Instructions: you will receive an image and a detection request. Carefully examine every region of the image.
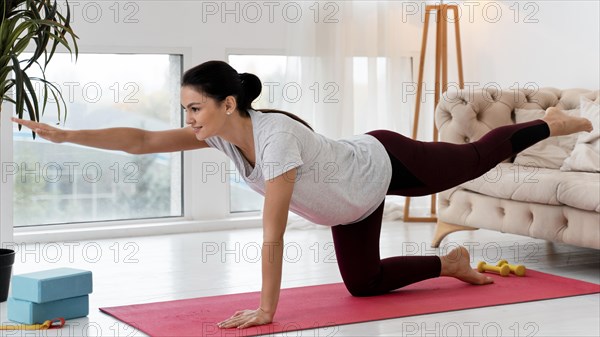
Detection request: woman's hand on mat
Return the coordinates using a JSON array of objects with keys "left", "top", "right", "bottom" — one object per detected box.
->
[
  {"left": 217, "top": 308, "right": 273, "bottom": 329},
  {"left": 11, "top": 118, "right": 68, "bottom": 143}
]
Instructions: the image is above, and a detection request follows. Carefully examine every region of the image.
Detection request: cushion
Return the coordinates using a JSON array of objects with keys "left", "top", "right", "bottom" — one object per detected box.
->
[
  {"left": 560, "top": 97, "right": 600, "bottom": 172},
  {"left": 461, "top": 163, "right": 600, "bottom": 213},
  {"left": 513, "top": 109, "right": 579, "bottom": 169}
]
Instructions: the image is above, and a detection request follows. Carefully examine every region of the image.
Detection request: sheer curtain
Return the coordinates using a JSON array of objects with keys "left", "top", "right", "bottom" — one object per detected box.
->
[{"left": 279, "top": 1, "right": 432, "bottom": 224}]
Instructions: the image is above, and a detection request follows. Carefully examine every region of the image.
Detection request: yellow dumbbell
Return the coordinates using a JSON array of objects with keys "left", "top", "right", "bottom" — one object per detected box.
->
[
  {"left": 477, "top": 261, "right": 510, "bottom": 276},
  {"left": 497, "top": 259, "right": 526, "bottom": 277}
]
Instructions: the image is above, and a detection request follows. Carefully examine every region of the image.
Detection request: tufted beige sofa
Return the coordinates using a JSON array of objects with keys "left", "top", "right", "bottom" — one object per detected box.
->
[{"left": 432, "top": 87, "right": 600, "bottom": 250}]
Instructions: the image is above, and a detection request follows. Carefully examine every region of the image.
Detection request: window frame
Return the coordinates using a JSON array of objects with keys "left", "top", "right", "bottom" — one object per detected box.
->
[{"left": 0, "top": 46, "right": 263, "bottom": 244}]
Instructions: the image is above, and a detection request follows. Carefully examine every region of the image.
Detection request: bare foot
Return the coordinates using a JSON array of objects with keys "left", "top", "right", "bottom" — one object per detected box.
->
[
  {"left": 542, "top": 107, "right": 593, "bottom": 136},
  {"left": 440, "top": 246, "right": 493, "bottom": 285}
]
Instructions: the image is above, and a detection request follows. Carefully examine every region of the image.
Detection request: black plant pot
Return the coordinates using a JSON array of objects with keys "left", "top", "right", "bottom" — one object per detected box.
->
[{"left": 0, "top": 249, "right": 15, "bottom": 302}]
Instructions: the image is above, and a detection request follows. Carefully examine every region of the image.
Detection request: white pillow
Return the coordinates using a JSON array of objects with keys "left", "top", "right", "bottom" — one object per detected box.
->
[
  {"left": 513, "top": 108, "right": 579, "bottom": 169},
  {"left": 560, "top": 97, "right": 600, "bottom": 172}
]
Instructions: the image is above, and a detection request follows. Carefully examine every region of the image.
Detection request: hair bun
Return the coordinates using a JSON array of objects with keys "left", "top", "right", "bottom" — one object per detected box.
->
[{"left": 239, "top": 73, "right": 262, "bottom": 104}]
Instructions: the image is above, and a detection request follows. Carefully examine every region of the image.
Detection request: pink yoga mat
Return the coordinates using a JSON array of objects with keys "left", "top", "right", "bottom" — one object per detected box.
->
[{"left": 100, "top": 270, "right": 599, "bottom": 337}]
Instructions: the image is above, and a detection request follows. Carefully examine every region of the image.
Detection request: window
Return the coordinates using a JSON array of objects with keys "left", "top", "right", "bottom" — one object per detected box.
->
[
  {"left": 227, "top": 55, "right": 291, "bottom": 213},
  {"left": 12, "top": 54, "right": 183, "bottom": 227}
]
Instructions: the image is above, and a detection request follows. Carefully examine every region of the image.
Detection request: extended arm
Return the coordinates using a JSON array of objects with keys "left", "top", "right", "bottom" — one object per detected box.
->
[
  {"left": 11, "top": 117, "right": 207, "bottom": 153},
  {"left": 259, "top": 168, "right": 297, "bottom": 316}
]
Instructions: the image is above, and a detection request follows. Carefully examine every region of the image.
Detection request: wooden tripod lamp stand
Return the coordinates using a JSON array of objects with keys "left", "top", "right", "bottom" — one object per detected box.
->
[{"left": 403, "top": 4, "right": 465, "bottom": 222}]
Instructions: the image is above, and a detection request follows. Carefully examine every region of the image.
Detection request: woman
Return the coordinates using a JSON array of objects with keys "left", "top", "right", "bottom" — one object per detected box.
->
[{"left": 12, "top": 60, "right": 593, "bottom": 329}]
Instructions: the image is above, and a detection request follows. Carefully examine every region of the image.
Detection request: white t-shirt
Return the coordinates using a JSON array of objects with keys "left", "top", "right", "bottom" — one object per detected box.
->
[{"left": 204, "top": 109, "right": 392, "bottom": 226}]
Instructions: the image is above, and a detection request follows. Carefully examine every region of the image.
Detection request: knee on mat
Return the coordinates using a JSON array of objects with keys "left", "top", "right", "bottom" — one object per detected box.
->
[{"left": 344, "top": 281, "right": 381, "bottom": 297}]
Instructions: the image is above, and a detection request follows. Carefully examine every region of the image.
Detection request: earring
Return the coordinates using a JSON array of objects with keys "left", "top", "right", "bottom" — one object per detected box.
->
[{"left": 226, "top": 111, "right": 232, "bottom": 115}]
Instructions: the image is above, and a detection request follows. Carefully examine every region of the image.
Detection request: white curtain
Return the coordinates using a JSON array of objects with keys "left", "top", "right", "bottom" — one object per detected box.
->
[
  {"left": 279, "top": 1, "right": 434, "bottom": 222},
  {"left": 280, "top": 1, "right": 425, "bottom": 138}
]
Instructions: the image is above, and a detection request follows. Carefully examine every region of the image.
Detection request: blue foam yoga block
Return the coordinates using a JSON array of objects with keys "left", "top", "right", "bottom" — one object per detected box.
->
[
  {"left": 7, "top": 295, "right": 89, "bottom": 324},
  {"left": 11, "top": 268, "right": 92, "bottom": 303}
]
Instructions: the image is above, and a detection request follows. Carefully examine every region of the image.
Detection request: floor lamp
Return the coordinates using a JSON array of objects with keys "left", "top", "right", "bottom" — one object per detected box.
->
[{"left": 403, "top": 4, "right": 465, "bottom": 222}]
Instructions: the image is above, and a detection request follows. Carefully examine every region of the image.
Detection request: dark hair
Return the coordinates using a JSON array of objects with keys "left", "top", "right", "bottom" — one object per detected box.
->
[{"left": 181, "top": 60, "right": 313, "bottom": 131}]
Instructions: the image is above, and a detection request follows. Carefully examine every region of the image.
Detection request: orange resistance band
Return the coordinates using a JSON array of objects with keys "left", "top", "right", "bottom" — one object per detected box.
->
[{"left": 0, "top": 318, "right": 65, "bottom": 330}]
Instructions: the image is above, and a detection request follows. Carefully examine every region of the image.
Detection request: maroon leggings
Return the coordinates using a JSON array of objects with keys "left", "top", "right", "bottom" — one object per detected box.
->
[{"left": 331, "top": 119, "right": 550, "bottom": 296}]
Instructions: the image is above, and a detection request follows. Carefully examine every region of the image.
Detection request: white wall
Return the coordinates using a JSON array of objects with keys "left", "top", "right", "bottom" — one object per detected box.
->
[
  {"left": 71, "top": 1, "right": 600, "bottom": 90},
  {"left": 1, "top": 102, "right": 14, "bottom": 246},
  {"left": 71, "top": 1, "right": 288, "bottom": 58},
  {"left": 443, "top": 0, "right": 599, "bottom": 90}
]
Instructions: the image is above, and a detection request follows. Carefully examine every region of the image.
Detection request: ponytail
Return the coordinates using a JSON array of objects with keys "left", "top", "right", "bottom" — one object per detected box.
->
[
  {"left": 182, "top": 60, "right": 313, "bottom": 131},
  {"left": 257, "top": 109, "right": 314, "bottom": 131}
]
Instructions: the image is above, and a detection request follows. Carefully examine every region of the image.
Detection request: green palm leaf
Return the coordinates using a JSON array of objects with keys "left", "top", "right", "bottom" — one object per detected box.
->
[{"left": 0, "top": 0, "right": 78, "bottom": 135}]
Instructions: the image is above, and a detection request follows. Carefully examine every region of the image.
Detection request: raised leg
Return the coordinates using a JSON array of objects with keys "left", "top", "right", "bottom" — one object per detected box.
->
[
  {"left": 543, "top": 107, "right": 593, "bottom": 136},
  {"left": 368, "top": 119, "right": 551, "bottom": 197}
]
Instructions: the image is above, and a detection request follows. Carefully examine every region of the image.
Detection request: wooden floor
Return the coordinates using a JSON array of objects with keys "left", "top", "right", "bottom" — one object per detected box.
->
[{"left": 1, "top": 219, "right": 599, "bottom": 336}]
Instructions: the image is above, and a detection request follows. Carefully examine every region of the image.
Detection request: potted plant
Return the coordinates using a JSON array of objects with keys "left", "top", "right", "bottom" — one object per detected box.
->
[
  {"left": 1, "top": 0, "right": 78, "bottom": 126},
  {"left": 0, "top": 0, "right": 78, "bottom": 302}
]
